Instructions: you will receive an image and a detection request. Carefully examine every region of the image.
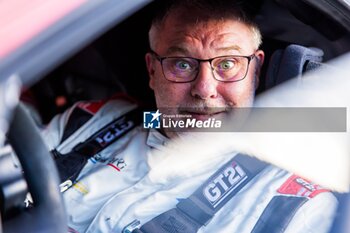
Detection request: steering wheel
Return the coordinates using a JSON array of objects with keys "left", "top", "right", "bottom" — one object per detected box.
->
[{"left": 3, "top": 104, "right": 66, "bottom": 233}]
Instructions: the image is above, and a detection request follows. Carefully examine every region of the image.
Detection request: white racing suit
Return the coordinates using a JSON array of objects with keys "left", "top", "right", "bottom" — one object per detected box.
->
[{"left": 42, "top": 98, "right": 338, "bottom": 233}]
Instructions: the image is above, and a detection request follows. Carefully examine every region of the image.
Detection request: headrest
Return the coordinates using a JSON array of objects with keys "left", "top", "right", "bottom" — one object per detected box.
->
[{"left": 265, "top": 44, "right": 324, "bottom": 89}]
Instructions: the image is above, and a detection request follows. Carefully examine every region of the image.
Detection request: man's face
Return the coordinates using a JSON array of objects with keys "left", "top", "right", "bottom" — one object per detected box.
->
[{"left": 146, "top": 9, "right": 264, "bottom": 137}]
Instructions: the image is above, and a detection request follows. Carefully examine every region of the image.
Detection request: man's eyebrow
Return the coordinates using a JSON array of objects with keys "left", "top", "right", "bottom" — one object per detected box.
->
[
  {"left": 164, "top": 45, "right": 242, "bottom": 55},
  {"left": 217, "top": 45, "right": 242, "bottom": 53}
]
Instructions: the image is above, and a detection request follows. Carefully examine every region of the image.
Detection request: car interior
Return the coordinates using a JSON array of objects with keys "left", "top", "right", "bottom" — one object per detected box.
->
[
  {"left": 21, "top": 0, "right": 350, "bottom": 124},
  {"left": 1, "top": 0, "right": 350, "bottom": 232}
]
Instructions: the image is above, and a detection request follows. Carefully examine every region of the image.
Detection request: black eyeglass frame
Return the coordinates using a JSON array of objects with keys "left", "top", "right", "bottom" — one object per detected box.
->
[{"left": 150, "top": 50, "right": 256, "bottom": 83}]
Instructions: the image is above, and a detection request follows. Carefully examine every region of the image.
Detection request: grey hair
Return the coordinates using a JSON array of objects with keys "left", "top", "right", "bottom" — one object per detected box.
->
[{"left": 148, "top": 0, "right": 262, "bottom": 51}]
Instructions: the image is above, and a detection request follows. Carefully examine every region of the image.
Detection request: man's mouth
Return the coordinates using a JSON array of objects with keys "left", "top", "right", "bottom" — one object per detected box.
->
[{"left": 180, "top": 110, "right": 226, "bottom": 121}]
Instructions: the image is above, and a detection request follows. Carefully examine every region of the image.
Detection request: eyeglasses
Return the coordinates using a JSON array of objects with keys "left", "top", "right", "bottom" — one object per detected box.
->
[{"left": 151, "top": 50, "right": 256, "bottom": 83}]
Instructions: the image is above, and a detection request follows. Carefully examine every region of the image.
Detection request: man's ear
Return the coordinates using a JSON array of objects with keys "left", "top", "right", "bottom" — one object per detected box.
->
[
  {"left": 145, "top": 53, "right": 156, "bottom": 90},
  {"left": 254, "top": 50, "right": 265, "bottom": 89}
]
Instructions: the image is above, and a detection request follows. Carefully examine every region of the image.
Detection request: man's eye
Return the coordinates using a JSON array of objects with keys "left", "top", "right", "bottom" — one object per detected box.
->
[
  {"left": 175, "top": 60, "right": 192, "bottom": 70},
  {"left": 218, "top": 60, "right": 235, "bottom": 70}
]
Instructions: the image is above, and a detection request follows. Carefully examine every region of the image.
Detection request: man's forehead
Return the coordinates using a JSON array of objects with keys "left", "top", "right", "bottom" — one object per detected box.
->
[
  {"left": 158, "top": 21, "right": 251, "bottom": 55},
  {"left": 165, "top": 44, "right": 243, "bottom": 56}
]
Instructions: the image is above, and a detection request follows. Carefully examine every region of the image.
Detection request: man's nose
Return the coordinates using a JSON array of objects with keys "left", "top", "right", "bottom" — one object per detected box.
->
[{"left": 191, "top": 62, "right": 218, "bottom": 99}]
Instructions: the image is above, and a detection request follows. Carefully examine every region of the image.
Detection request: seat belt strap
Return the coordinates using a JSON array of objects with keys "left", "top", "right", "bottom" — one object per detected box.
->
[
  {"left": 53, "top": 107, "right": 141, "bottom": 191},
  {"left": 177, "top": 154, "right": 268, "bottom": 225},
  {"left": 133, "top": 154, "right": 268, "bottom": 233},
  {"left": 72, "top": 107, "right": 141, "bottom": 157},
  {"left": 251, "top": 195, "right": 308, "bottom": 233}
]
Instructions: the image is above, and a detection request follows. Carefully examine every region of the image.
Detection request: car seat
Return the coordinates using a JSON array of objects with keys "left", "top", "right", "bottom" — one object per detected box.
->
[{"left": 264, "top": 44, "right": 324, "bottom": 89}]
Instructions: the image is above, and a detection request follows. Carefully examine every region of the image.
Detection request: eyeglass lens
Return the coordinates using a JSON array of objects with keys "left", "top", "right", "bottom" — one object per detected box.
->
[{"left": 161, "top": 56, "right": 249, "bottom": 82}]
